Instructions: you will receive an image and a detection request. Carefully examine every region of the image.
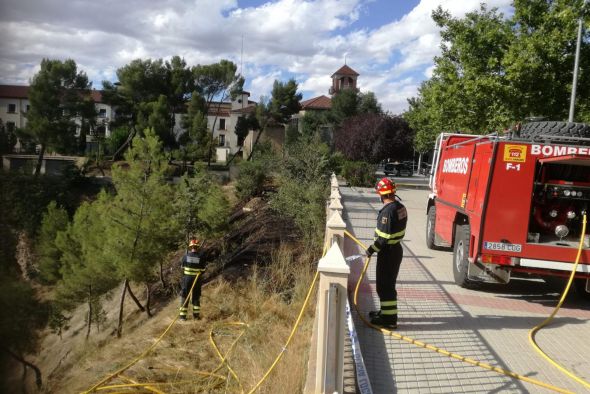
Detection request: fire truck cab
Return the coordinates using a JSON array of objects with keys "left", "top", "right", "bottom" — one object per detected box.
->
[{"left": 426, "top": 122, "right": 590, "bottom": 297}]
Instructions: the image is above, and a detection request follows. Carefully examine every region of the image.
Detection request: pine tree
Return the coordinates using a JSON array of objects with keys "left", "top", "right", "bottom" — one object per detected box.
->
[
  {"left": 174, "top": 168, "right": 230, "bottom": 243},
  {"left": 55, "top": 195, "right": 118, "bottom": 338},
  {"left": 106, "top": 129, "right": 178, "bottom": 336},
  {"left": 37, "top": 201, "right": 69, "bottom": 284}
]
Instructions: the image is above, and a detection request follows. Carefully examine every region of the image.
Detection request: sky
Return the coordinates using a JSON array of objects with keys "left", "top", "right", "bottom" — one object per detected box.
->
[{"left": 0, "top": 0, "right": 514, "bottom": 114}]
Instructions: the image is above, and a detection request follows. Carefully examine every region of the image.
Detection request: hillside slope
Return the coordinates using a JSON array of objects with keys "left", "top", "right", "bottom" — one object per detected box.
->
[{"left": 21, "top": 198, "right": 317, "bottom": 393}]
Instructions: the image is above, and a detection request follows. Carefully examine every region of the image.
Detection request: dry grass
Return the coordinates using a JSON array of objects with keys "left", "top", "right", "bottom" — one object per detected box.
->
[{"left": 34, "top": 244, "right": 317, "bottom": 393}]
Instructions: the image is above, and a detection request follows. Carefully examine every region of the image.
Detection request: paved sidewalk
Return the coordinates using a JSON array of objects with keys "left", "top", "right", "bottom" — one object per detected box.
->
[{"left": 341, "top": 186, "right": 590, "bottom": 394}]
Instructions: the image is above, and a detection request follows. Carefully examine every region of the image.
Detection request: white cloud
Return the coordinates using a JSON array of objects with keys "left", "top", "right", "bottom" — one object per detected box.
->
[{"left": 0, "top": 0, "right": 514, "bottom": 112}]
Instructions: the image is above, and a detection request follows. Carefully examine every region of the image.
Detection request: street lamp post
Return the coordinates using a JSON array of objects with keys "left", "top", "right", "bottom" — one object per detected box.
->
[{"left": 568, "top": 0, "right": 588, "bottom": 122}]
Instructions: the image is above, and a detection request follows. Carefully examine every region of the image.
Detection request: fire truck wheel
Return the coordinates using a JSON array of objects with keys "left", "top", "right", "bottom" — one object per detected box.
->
[
  {"left": 573, "top": 278, "right": 590, "bottom": 300},
  {"left": 426, "top": 206, "right": 437, "bottom": 249},
  {"left": 453, "top": 224, "right": 477, "bottom": 288},
  {"left": 519, "top": 121, "right": 590, "bottom": 143}
]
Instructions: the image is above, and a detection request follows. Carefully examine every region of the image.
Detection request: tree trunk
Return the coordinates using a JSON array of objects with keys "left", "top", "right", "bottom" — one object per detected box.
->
[
  {"left": 116, "top": 279, "right": 128, "bottom": 338},
  {"left": 226, "top": 145, "right": 243, "bottom": 166},
  {"left": 145, "top": 282, "right": 152, "bottom": 317},
  {"left": 34, "top": 143, "right": 45, "bottom": 177},
  {"left": 159, "top": 261, "right": 166, "bottom": 288},
  {"left": 125, "top": 280, "right": 145, "bottom": 312},
  {"left": 112, "top": 125, "right": 136, "bottom": 161},
  {"left": 86, "top": 292, "right": 92, "bottom": 340},
  {"left": 247, "top": 129, "right": 262, "bottom": 161},
  {"left": 207, "top": 94, "right": 228, "bottom": 167},
  {"left": 85, "top": 285, "right": 93, "bottom": 339},
  {"left": 1, "top": 346, "right": 42, "bottom": 389}
]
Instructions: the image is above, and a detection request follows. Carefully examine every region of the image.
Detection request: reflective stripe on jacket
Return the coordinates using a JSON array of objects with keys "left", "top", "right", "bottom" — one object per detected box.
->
[
  {"left": 371, "top": 200, "right": 408, "bottom": 252},
  {"left": 181, "top": 251, "right": 206, "bottom": 276}
]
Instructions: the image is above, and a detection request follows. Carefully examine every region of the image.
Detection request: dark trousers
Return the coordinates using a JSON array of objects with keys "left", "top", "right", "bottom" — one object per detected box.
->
[
  {"left": 179, "top": 274, "right": 203, "bottom": 316},
  {"left": 376, "top": 243, "right": 403, "bottom": 321}
]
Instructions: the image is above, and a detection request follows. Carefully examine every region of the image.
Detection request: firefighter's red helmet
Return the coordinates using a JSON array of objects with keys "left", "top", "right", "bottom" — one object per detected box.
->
[
  {"left": 189, "top": 239, "right": 199, "bottom": 248},
  {"left": 376, "top": 177, "right": 396, "bottom": 196}
]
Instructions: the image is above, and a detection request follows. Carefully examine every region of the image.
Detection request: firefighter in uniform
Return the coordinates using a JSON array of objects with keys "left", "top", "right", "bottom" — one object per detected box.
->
[
  {"left": 179, "top": 239, "right": 207, "bottom": 320},
  {"left": 366, "top": 178, "right": 407, "bottom": 329}
]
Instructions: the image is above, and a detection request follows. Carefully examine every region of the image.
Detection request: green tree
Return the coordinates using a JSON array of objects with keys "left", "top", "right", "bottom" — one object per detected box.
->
[
  {"left": 37, "top": 201, "right": 69, "bottom": 284},
  {"left": 0, "top": 119, "right": 17, "bottom": 155},
  {"left": 192, "top": 60, "right": 244, "bottom": 166},
  {"left": 106, "top": 129, "right": 178, "bottom": 336},
  {"left": 179, "top": 92, "right": 210, "bottom": 162},
  {"left": 405, "top": 1, "right": 590, "bottom": 150},
  {"left": 247, "top": 80, "right": 302, "bottom": 160},
  {"left": 0, "top": 277, "right": 43, "bottom": 389},
  {"left": 505, "top": 0, "right": 590, "bottom": 121},
  {"left": 102, "top": 56, "right": 194, "bottom": 155},
  {"left": 22, "top": 59, "right": 93, "bottom": 175},
  {"left": 358, "top": 91, "right": 383, "bottom": 115},
  {"left": 55, "top": 195, "right": 119, "bottom": 339},
  {"left": 331, "top": 89, "right": 360, "bottom": 124},
  {"left": 269, "top": 79, "right": 302, "bottom": 124},
  {"left": 234, "top": 112, "right": 258, "bottom": 147},
  {"left": 300, "top": 110, "right": 330, "bottom": 137},
  {"left": 174, "top": 168, "right": 230, "bottom": 243},
  {"left": 270, "top": 135, "right": 330, "bottom": 247},
  {"left": 137, "top": 94, "right": 176, "bottom": 148}
]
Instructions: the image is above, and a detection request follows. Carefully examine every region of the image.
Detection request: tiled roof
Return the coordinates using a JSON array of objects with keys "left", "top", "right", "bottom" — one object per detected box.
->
[
  {"left": 331, "top": 64, "right": 359, "bottom": 77},
  {"left": 231, "top": 104, "right": 256, "bottom": 114},
  {"left": 301, "top": 95, "right": 332, "bottom": 110},
  {"left": 0, "top": 85, "right": 29, "bottom": 99},
  {"left": 90, "top": 90, "right": 103, "bottom": 102},
  {"left": 0, "top": 84, "right": 104, "bottom": 102}
]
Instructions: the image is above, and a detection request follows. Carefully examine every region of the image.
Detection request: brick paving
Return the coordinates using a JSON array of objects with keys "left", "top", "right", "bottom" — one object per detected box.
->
[{"left": 340, "top": 185, "right": 590, "bottom": 394}]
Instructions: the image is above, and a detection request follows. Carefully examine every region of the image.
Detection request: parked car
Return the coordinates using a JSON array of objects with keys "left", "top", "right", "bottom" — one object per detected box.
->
[
  {"left": 419, "top": 163, "right": 432, "bottom": 176},
  {"left": 384, "top": 163, "right": 413, "bottom": 177},
  {"left": 384, "top": 163, "right": 400, "bottom": 176},
  {"left": 398, "top": 165, "right": 413, "bottom": 177}
]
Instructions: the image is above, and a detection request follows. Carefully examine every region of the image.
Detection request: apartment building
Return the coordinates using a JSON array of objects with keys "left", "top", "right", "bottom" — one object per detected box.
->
[{"left": 1, "top": 84, "right": 254, "bottom": 157}]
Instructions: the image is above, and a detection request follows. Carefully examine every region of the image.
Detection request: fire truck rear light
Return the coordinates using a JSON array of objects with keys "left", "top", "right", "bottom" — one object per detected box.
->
[{"left": 480, "top": 254, "right": 517, "bottom": 266}]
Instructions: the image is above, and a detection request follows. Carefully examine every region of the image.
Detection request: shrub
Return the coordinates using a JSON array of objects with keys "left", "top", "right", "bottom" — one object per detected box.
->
[
  {"left": 328, "top": 151, "right": 346, "bottom": 175},
  {"left": 235, "top": 160, "right": 268, "bottom": 201},
  {"left": 105, "top": 126, "right": 129, "bottom": 155},
  {"left": 342, "top": 161, "right": 375, "bottom": 187}
]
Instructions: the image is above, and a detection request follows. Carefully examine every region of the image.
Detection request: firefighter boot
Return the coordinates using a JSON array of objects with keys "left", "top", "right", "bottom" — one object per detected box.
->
[
  {"left": 370, "top": 315, "right": 397, "bottom": 329},
  {"left": 179, "top": 305, "right": 188, "bottom": 321},
  {"left": 193, "top": 305, "right": 201, "bottom": 320},
  {"left": 368, "top": 310, "right": 381, "bottom": 318}
]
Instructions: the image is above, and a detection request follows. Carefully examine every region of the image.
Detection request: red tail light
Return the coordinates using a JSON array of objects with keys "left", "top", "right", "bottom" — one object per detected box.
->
[{"left": 480, "top": 254, "right": 516, "bottom": 266}]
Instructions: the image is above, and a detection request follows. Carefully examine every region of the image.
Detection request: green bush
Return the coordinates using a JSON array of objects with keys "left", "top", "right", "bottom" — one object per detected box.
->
[
  {"left": 236, "top": 160, "right": 268, "bottom": 201},
  {"left": 105, "top": 126, "right": 129, "bottom": 155},
  {"left": 328, "top": 151, "right": 346, "bottom": 175},
  {"left": 342, "top": 161, "right": 375, "bottom": 187}
]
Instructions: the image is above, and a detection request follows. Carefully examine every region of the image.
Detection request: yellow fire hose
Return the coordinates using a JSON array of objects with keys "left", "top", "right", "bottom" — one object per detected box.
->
[
  {"left": 85, "top": 241, "right": 328, "bottom": 393},
  {"left": 83, "top": 217, "right": 589, "bottom": 393},
  {"left": 344, "top": 229, "right": 588, "bottom": 394},
  {"left": 528, "top": 214, "right": 589, "bottom": 390}
]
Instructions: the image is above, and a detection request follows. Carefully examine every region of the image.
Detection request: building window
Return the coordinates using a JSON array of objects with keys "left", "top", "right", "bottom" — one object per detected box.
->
[
  {"left": 6, "top": 122, "right": 16, "bottom": 132},
  {"left": 98, "top": 108, "right": 107, "bottom": 118},
  {"left": 26, "top": 105, "right": 30, "bottom": 112},
  {"left": 7, "top": 103, "right": 16, "bottom": 113},
  {"left": 219, "top": 118, "right": 226, "bottom": 130},
  {"left": 218, "top": 134, "right": 225, "bottom": 146}
]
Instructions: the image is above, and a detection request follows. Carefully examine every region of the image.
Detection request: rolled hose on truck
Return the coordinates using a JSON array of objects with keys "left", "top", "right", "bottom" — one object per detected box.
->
[{"left": 344, "top": 219, "right": 589, "bottom": 393}]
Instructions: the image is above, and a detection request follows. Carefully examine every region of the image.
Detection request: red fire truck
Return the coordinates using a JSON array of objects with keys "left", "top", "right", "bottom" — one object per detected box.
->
[{"left": 426, "top": 121, "right": 590, "bottom": 297}]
